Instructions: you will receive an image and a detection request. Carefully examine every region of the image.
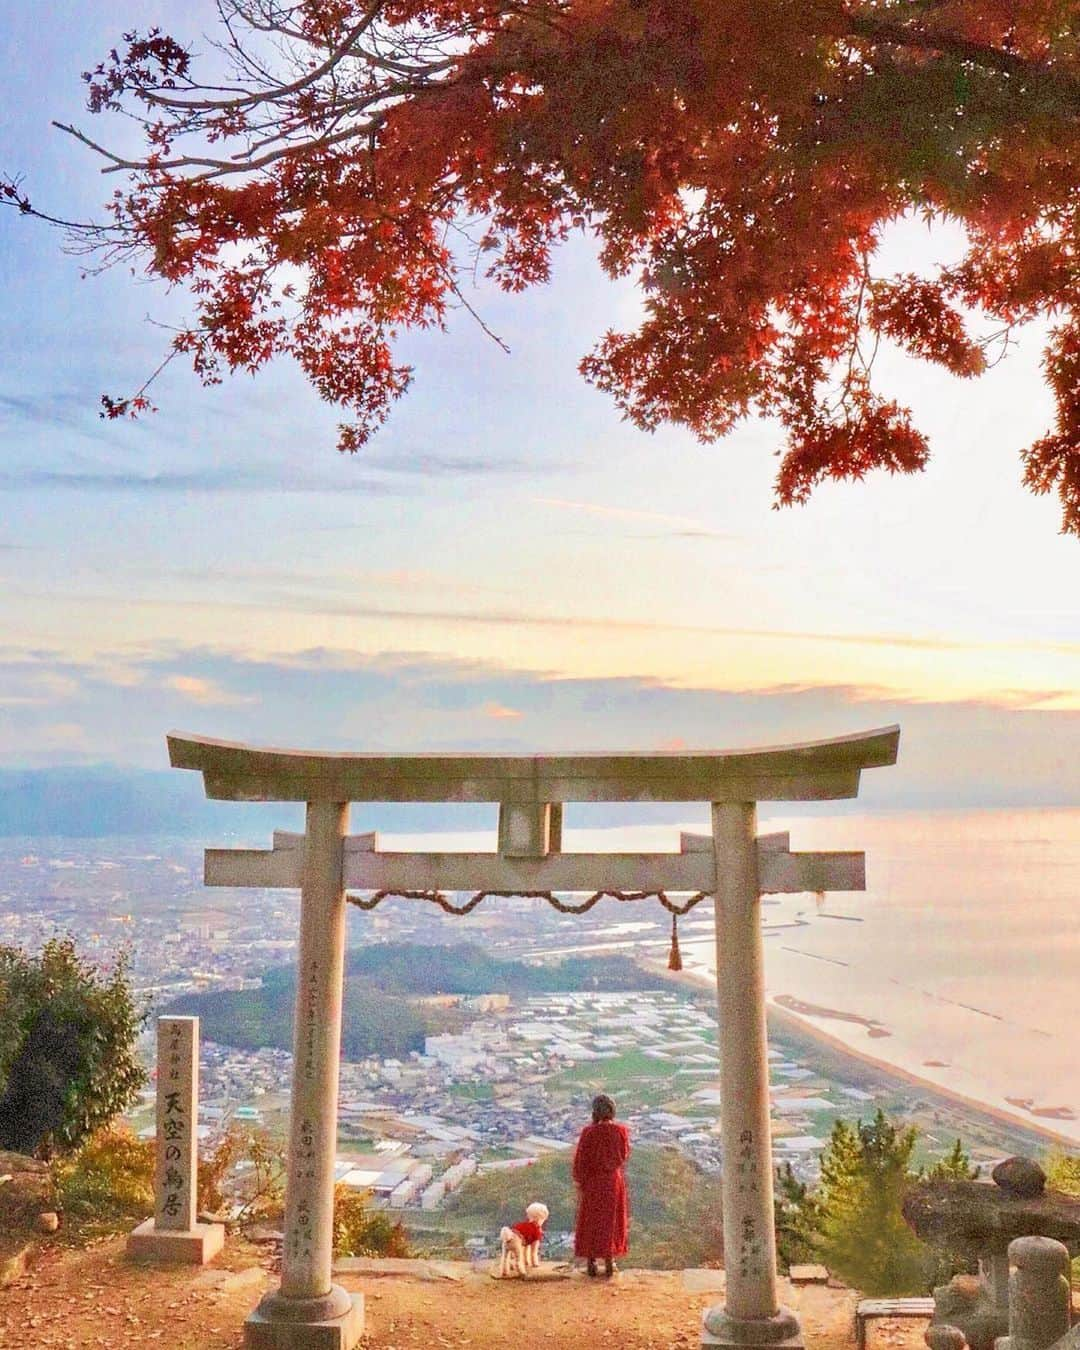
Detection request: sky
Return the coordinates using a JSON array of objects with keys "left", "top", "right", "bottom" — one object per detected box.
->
[{"left": 1, "top": 1, "right": 1077, "bottom": 812}]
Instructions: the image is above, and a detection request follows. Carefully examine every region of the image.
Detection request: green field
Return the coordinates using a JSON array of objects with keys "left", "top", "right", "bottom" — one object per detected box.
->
[
  {"left": 545, "top": 1050, "right": 686, "bottom": 1111},
  {"left": 448, "top": 1082, "right": 495, "bottom": 1101}
]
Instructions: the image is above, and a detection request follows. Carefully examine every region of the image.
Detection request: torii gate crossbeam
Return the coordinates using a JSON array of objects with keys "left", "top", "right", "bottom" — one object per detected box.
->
[{"left": 168, "top": 725, "right": 900, "bottom": 1350}]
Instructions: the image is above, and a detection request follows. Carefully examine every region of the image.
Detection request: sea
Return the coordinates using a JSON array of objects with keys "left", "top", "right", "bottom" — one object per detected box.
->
[{"left": 513, "top": 808, "right": 1080, "bottom": 1146}]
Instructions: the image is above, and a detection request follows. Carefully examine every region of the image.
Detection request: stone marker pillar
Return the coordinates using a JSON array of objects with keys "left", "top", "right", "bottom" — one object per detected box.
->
[
  {"left": 702, "top": 802, "right": 802, "bottom": 1350},
  {"left": 995, "top": 1237, "right": 1071, "bottom": 1350},
  {"left": 246, "top": 801, "right": 364, "bottom": 1350},
  {"left": 127, "top": 1015, "right": 225, "bottom": 1264}
]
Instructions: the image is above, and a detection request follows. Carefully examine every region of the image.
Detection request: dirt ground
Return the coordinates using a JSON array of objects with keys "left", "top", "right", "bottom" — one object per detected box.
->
[{"left": 0, "top": 1238, "right": 935, "bottom": 1350}]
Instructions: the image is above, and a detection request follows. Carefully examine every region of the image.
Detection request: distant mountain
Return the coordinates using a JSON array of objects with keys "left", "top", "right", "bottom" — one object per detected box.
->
[
  {"left": 167, "top": 942, "right": 665, "bottom": 1059},
  {"left": 341, "top": 942, "right": 664, "bottom": 997},
  {"left": 0, "top": 767, "right": 499, "bottom": 838},
  {"left": 169, "top": 964, "right": 431, "bottom": 1060},
  {"left": 0, "top": 767, "right": 285, "bottom": 838},
  {"left": 10, "top": 760, "right": 1008, "bottom": 839}
]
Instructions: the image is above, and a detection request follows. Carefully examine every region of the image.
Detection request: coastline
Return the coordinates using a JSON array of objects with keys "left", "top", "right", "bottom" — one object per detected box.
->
[{"left": 641, "top": 958, "right": 1079, "bottom": 1151}]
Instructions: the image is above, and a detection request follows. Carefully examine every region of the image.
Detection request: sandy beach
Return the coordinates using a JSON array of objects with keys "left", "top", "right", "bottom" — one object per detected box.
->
[
  {"left": 638, "top": 955, "right": 1079, "bottom": 1151},
  {"left": 479, "top": 808, "right": 1080, "bottom": 1150}
]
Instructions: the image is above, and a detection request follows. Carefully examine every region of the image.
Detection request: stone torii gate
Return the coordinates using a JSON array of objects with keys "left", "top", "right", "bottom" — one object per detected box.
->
[{"left": 168, "top": 725, "right": 899, "bottom": 1350}]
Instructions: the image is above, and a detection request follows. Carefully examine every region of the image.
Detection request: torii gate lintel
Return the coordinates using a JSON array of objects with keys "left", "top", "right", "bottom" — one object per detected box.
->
[
  {"left": 202, "top": 826, "right": 865, "bottom": 894},
  {"left": 168, "top": 726, "right": 899, "bottom": 1350}
]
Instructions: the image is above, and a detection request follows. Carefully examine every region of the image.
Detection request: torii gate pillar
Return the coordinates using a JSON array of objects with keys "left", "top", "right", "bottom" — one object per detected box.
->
[
  {"left": 705, "top": 801, "right": 800, "bottom": 1349},
  {"left": 245, "top": 801, "right": 365, "bottom": 1349},
  {"left": 168, "top": 725, "right": 899, "bottom": 1350}
]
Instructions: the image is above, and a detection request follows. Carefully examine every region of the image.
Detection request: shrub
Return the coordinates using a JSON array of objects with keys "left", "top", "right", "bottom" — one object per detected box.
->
[
  {"left": 0, "top": 938, "right": 147, "bottom": 1157},
  {"left": 52, "top": 1123, "right": 154, "bottom": 1222},
  {"left": 1044, "top": 1152, "right": 1080, "bottom": 1289},
  {"left": 1044, "top": 1150, "right": 1080, "bottom": 1198},
  {"left": 927, "top": 1139, "right": 977, "bottom": 1182},
  {"left": 198, "top": 1125, "right": 286, "bottom": 1226},
  {"left": 332, "top": 1185, "right": 410, "bottom": 1258}
]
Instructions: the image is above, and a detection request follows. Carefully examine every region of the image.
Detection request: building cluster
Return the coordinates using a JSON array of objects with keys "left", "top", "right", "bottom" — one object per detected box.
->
[{"left": 165, "top": 988, "right": 871, "bottom": 1207}]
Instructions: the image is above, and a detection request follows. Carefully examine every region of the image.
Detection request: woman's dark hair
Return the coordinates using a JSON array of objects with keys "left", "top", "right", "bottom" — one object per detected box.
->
[{"left": 591, "top": 1094, "right": 616, "bottom": 1123}]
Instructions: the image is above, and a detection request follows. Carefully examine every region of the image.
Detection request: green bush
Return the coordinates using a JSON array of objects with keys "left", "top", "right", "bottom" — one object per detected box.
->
[
  {"left": 0, "top": 938, "right": 147, "bottom": 1157},
  {"left": 1044, "top": 1150, "right": 1080, "bottom": 1197},
  {"left": 927, "top": 1139, "right": 977, "bottom": 1182},
  {"left": 774, "top": 1161, "right": 822, "bottom": 1269},
  {"left": 1044, "top": 1151, "right": 1080, "bottom": 1289}
]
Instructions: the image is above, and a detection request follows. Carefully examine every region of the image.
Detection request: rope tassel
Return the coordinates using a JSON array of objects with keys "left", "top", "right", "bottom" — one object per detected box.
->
[{"left": 667, "top": 911, "right": 683, "bottom": 971}]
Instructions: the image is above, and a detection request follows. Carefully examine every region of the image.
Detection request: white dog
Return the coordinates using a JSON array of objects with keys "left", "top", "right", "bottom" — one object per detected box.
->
[{"left": 498, "top": 1201, "right": 550, "bottom": 1277}]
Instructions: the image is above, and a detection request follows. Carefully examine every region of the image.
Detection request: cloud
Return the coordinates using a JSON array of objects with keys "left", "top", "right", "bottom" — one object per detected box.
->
[
  {"left": 1, "top": 644, "right": 1076, "bottom": 809},
  {"left": 0, "top": 392, "right": 123, "bottom": 447},
  {"left": 363, "top": 448, "right": 551, "bottom": 476},
  {"left": 481, "top": 701, "right": 523, "bottom": 720},
  {"left": 40, "top": 722, "right": 88, "bottom": 748},
  {"left": 143, "top": 591, "right": 1078, "bottom": 662},
  {"left": 162, "top": 674, "right": 255, "bottom": 706},
  {"left": 0, "top": 666, "right": 79, "bottom": 707},
  {"left": 530, "top": 495, "right": 730, "bottom": 535},
  {"left": 0, "top": 467, "right": 406, "bottom": 495}
]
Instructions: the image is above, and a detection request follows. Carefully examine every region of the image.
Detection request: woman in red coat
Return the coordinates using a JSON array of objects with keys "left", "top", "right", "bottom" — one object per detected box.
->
[{"left": 573, "top": 1093, "right": 631, "bottom": 1277}]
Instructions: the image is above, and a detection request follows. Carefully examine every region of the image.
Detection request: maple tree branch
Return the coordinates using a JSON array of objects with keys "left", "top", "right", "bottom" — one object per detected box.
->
[
  {"left": 0, "top": 178, "right": 124, "bottom": 238},
  {"left": 846, "top": 11, "right": 1080, "bottom": 105},
  {"left": 54, "top": 113, "right": 387, "bottom": 181},
  {"left": 136, "top": 0, "right": 386, "bottom": 112},
  {"left": 445, "top": 272, "right": 511, "bottom": 353},
  {"left": 100, "top": 342, "right": 185, "bottom": 420}
]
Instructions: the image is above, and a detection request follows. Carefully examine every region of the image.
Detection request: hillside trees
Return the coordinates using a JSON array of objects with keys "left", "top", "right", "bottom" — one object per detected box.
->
[
  {"left": 1044, "top": 1149, "right": 1080, "bottom": 1197},
  {"left": 819, "top": 1111, "right": 928, "bottom": 1293},
  {"left": 0, "top": 938, "right": 147, "bottom": 1158},
  {"left": 805, "top": 1111, "right": 969, "bottom": 1294},
  {"left": 168, "top": 943, "right": 664, "bottom": 1058},
  {"left": 774, "top": 1160, "right": 823, "bottom": 1269},
  {"left": 928, "top": 1137, "right": 978, "bottom": 1182},
  {"left": 5, "top": 2, "right": 1080, "bottom": 530}
]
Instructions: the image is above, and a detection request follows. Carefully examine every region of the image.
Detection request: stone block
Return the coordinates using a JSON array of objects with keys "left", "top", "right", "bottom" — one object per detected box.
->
[
  {"left": 244, "top": 1293, "right": 364, "bottom": 1350},
  {"left": 788, "top": 1265, "right": 829, "bottom": 1285},
  {"left": 996, "top": 1236, "right": 1070, "bottom": 1350},
  {"left": 926, "top": 1325, "right": 969, "bottom": 1350},
  {"left": 218, "top": 1266, "right": 269, "bottom": 1293},
  {"left": 1045, "top": 1327, "right": 1080, "bottom": 1350},
  {"left": 126, "top": 1217, "right": 225, "bottom": 1265},
  {"left": 155, "top": 1017, "right": 199, "bottom": 1233},
  {"left": 332, "top": 1256, "right": 464, "bottom": 1280}
]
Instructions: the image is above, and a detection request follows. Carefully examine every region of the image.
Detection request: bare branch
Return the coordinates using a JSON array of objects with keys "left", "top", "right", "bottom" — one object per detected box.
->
[{"left": 136, "top": 0, "right": 388, "bottom": 113}]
